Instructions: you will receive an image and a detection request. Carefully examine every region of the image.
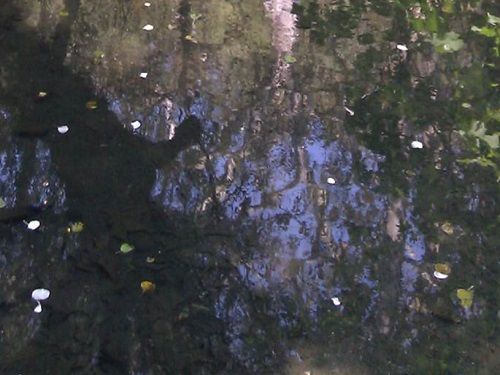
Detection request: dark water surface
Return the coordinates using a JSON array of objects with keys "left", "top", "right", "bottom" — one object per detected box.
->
[{"left": 0, "top": 0, "right": 498, "bottom": 374}]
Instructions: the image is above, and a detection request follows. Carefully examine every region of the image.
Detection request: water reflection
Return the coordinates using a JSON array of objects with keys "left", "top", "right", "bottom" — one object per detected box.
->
[{"left": 1, "top": 0, "right": 498, "bottom": 373}]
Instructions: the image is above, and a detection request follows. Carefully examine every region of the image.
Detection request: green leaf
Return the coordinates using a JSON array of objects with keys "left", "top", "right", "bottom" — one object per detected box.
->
[
  {"left": 430, "top": 32, "right": 464, "bottom": 53},
  {"left": 120, "top": 243, "right": 135, "bottom": 254},
  {"left": 283, "top": 54, "right": 297, "bottom": 64},
  {"left": 456, "top": 288, "right": 474, "bottom": 309},
  {"left": 0, "top": 198, "right": 6, "bottom": 209}
]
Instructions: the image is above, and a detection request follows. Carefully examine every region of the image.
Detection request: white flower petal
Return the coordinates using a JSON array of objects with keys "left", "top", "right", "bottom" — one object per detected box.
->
[
  {"left": 131, "top": 120, "right": 142, "bottom": 130},
  {"left": 411, "top": 140, "right": 423, "bottom": 149},
  {"left": 433, "top": 271, "right": 449, "bottom": 280},
  {"left": 34, "top": 303, "right": 42, "bottom": 313},
  {"left": 57, "top": 125, "right": 69, "bottom": 134},
  {"left": 27, "top": 220, "right": 41, "bottom": 230},
  {"left": 331, "top": 297, "right": 341, "bottom": 306},
  {"left": 32, "top": 288, "right": 50, "bottom": 301}
]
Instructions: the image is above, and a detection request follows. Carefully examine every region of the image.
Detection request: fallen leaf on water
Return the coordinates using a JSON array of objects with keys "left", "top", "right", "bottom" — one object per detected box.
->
[
  {"left": 69, "top": 222, "right": 84, "bottom": 233},
  {"left": 120, "top": 243, "right": 135, "bottom": 254},
  {"left": 141, "top": 280, "right": 156, "bottom": 293},
  {"left": 184, "top": 34, "right": 198, "bottom": 43},
  {"left": 86, "top": 100, "right": 98, "bottom": 110},
  {"left": 433, "top": 263, "right": 451, "bottom": 279},
  {"left": 440, "top": 222, "right": 454, "bottom": 235},
  {"left": 456, "top": 288, "right": 474, "bottom": 309},
  {"left": 0, "top": 198, "right": 6, "bottom": 208}
]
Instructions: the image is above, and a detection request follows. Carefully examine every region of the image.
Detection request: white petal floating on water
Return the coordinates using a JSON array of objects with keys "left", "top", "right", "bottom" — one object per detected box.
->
[
  {"left": 327, "top": 177, "right": 336, "bottom": 185},
  {"left": 34, "top": 302, "right": 42, "bottom": 313},
  {"left": 144, "top": 2, "right": 151, "bottom": 6},
  {"left": 331, "top": 297, "right": 341, "bottom": 306},
  {"left": 411, "top": 140, "right": 423, "bottom": 149},
  {"left": 27, "top": 220, "right": 41, "bottom": 230},
  {"left": 139, "top": 72, "right": 148, "bottom": 79},
  {"left": 397, "top": 44, "right": 408, "bottom": 51},
  {"left": 433, "top": 271, "right": 449, "bottom": 280},
  {"left": 32, "top": 288, "right": 50, "bottom": 301},
  {"left": 131, "top": 120, "right": 142, "bottom": 130},
  {"left": 344, "top": 106, "right": 355, "bottom": 116},
  {"left": 57, "top": 125, "right": 69, "bottom": 134},
  {"left": 143, "top": 24, "right": 154, "bottom": 31}
]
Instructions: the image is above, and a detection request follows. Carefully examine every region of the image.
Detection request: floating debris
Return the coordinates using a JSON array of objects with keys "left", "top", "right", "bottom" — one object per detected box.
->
[
  {"left": 120, "top": 242, "right": 135, "bottom": 254},
  {"left": 146, "top": 256, "right": 155, "bottom": 263},
  {"left": 143, "top": 24, "right": 154, "bottom": 31},
  {"left": 26, "top": 220, "right": 41, "bottom": 231},
  {"left": 37, "top": 91, "right": 48, "bottom": 98},
  {"left": 411, "top": 140, "right": 423, "bottom": 149},
  {"left": 440, "top": 222, "right": 454, "bottom": 235},
  {"left": 456, "top": 288, "right": 474, "bottom": 309},
  {"left": 86, "top": 100, "right": 98, "bottom": 110},
  {"left": 57, "top": 125, "right": 69, "bottom": 134},
  {"left": 184, "top": 34, "right": 198, "bottom": 43},
  {"left": 139, "top": 72, "right": 148, "bottom": 79},
  {"left": 32, "top": 288, "right": 50, "bottom": 313},
  {"left": 131, "top": 120, "right": 142, "bottom": 130},
  {"left": 69, "top": 222, "right": 84, "bottom": 233},
  {"left": 144, "top": 2, "right": 151, "bottom": 6},
  {"left": 344, "top": 106, "right": 355, "bottom": 116},
  {"left": 327, "top": 177, "right": 336, "bottom": 185},
  {"left": 397, "top": 44, "right": 408, "bottom": 51},
  {"left": 331, "top": 297, "right": 341, "bottom": 306},
  {"left": 433, "top": 263, "right": 451, "bottom": 280},
  {"left": 141, "top": 280, "right": 156, "bottom": 293}
]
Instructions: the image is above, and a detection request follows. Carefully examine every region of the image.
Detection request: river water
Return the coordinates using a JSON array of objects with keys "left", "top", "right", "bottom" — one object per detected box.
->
[{"left": 0, "top": 1, "right": 498, "bottom": 374}]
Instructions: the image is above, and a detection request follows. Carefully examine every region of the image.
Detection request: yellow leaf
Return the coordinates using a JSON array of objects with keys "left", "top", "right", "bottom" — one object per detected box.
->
[
  {"left": 184, "top": 35, "right": 198, "bottom": 43},
  {"left": 456, "top": 288, "right": 474, "bottom": 309},
  {"left": 434, "top": 263, "right": 451, "bottom": 275},
  {"left": 440, "top": 222, "right": 454, "bottom": 235},
  {"left": 141, "top": 280, "right": 156, "bottom": 294},
  {"left": 69, "top": 222, "right": 84, "bottom": 233},
  {"left": 86, "top": 100, "right": 98, "bottom": 110}
]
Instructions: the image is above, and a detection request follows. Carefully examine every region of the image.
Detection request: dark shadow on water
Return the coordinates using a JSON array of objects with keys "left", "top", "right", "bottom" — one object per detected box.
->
[{"left": 0, "top": 1, "right": 243, "bottom": 374}]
